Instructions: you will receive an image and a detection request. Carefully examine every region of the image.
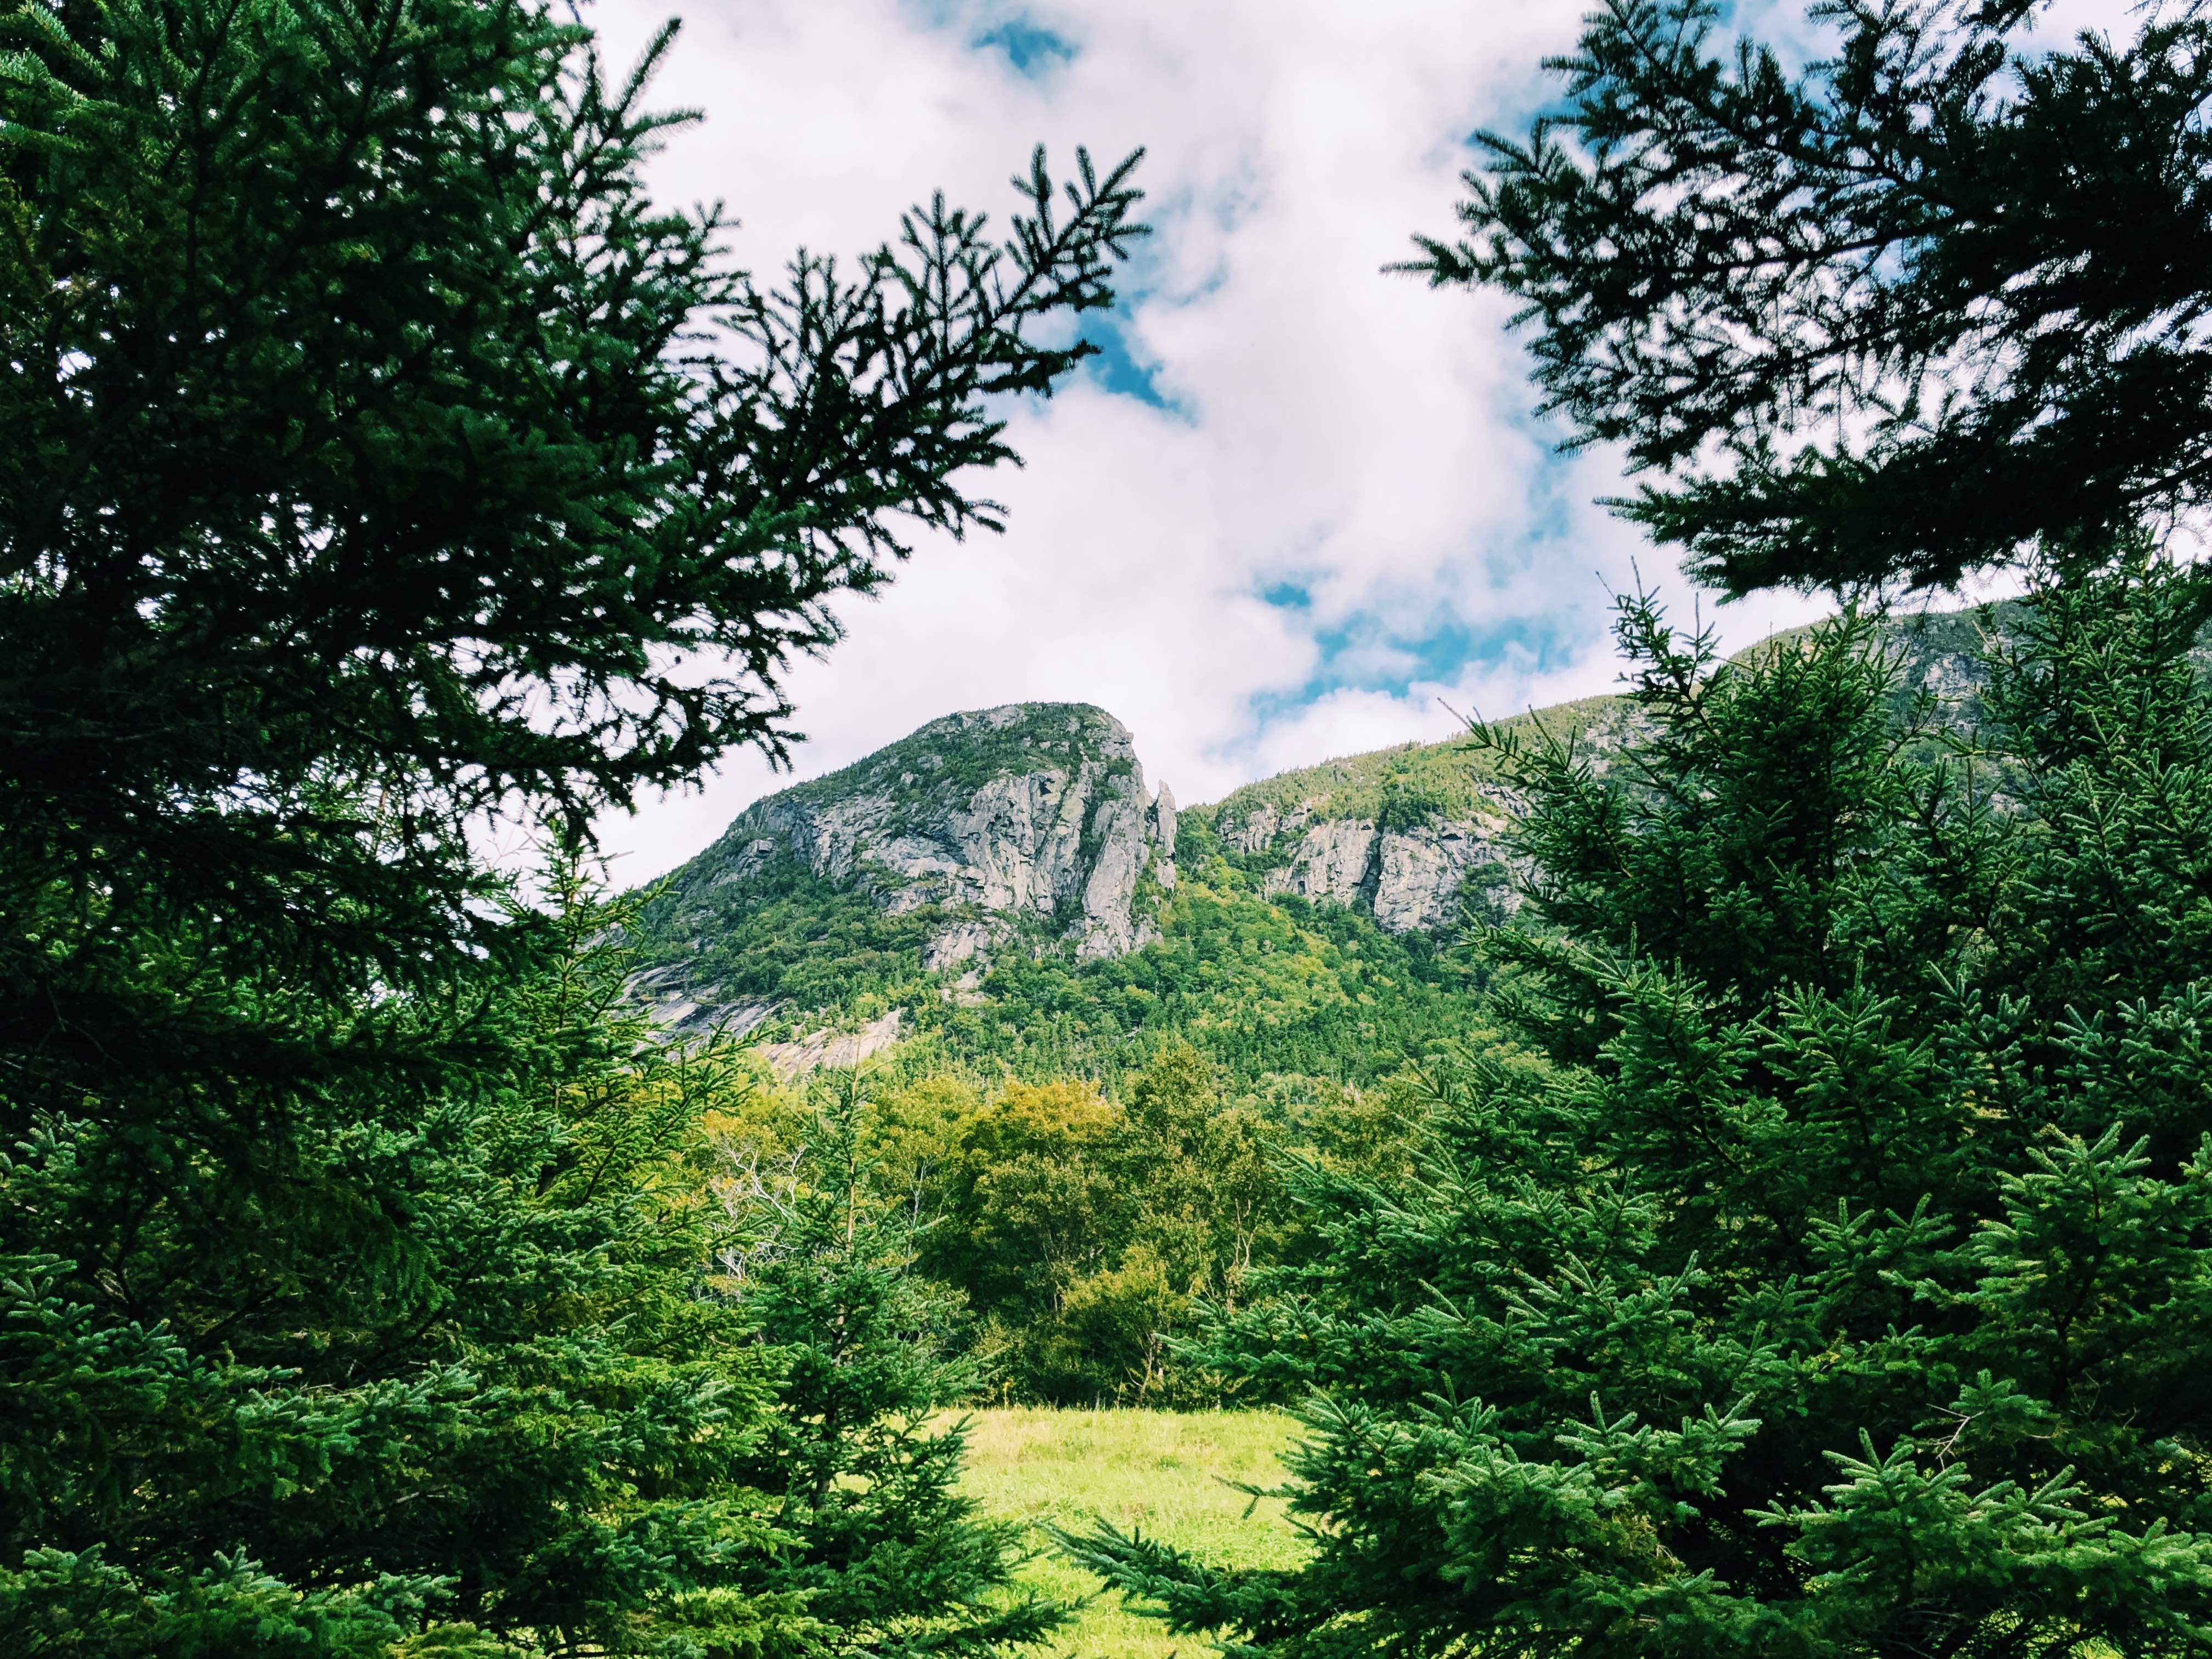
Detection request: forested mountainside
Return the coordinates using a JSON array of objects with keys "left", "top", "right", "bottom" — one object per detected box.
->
[
  {"left": 627, "top": 604, "right": 2007, "bottom": 1088},
  {"left": 605, "top": 600, "right": 2053, "bottom": 1408},
  {"left": 627, "top": 701, "right": 1488, "bottom": 1086}
]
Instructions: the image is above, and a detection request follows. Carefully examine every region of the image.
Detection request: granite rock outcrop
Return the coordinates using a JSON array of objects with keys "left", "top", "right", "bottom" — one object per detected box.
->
[
  {"left": 634, "top": 703, "right": 1176, "bottom": 1039},
  {"left": 1236, "top": 808, "right": 1519, "bottom": 934}
]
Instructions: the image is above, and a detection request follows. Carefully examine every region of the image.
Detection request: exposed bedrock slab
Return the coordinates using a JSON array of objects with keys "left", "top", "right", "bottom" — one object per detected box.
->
[{"left": 635, "top": 704, "right": 1180, "bottom": 1034}]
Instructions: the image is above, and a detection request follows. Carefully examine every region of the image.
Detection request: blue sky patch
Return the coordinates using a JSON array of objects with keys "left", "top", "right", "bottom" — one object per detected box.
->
[
  {"left": 1248, "top": 590, "right": 1582, "bottom": 723},
  {"left": 1079, "top": 313, "right": 1182, "bottom": 415},
  {"left": 974, "top": 16, "right": 1077, "bottom": 76}
]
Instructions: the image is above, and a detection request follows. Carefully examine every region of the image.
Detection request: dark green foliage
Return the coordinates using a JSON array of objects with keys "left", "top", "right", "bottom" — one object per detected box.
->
[
  {"left": 1414, "top": 0, "right": 2212, "bottom": 593},
  {"left": 2, "top": 861, "right": 802, "bottom": 1654},
  {"left": 1500, "top": 599, "right": 1933, "bottom": 1028},
  {"left": 1, "top": 0, "right": 1144, "bottom": 835},
  {"left": 1073, "top": 565, "right": 2212, "bottom": 1657},
  {"left": 0, "top": 0, "right": 1141, "bottom": 1644},
  {"left": 1, "top": 851, "right": 1080, "bottom": 1655},
  {"left": 646, "top": 851, "right": 942, "bottom": 1019},
  {"left": 0, "top": 0, "right": 1143, "bottom": 1121},
  {"left": 720, "top": 1075, "right": 1067, "bottom": 1659}
]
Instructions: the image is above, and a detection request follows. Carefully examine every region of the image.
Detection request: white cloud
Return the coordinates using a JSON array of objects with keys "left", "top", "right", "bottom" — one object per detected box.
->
[{"left": 578, "top": 0, "right": 2103, "bottom": 882}]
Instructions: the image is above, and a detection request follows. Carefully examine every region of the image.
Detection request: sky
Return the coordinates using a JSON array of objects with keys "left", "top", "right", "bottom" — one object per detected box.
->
[{"left": 579, "top": 0, "right": 2108, "bottom": 882}]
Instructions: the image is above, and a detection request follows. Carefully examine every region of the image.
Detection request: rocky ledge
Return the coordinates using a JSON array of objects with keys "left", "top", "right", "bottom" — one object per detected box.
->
[
  {"left": 632, "top": 703, "right": 1177, "bottom": 1038},
  {"left": 1217, "top": 804, "right": 1517, "bottom": 933}
]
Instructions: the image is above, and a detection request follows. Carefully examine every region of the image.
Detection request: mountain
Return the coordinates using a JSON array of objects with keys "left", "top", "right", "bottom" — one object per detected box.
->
[
  {"left": 630, "top": 703, "right": 1178, "bottom": 1044},
  {"left": 1187, "top": 603, "right": 2017, "bottom": 929},
  {"left": 626, "top": 605, "right": 2015, "bottom": 1081},
  {"left": 624, "top": 688, "right": 1507, "bottom": 1081}
]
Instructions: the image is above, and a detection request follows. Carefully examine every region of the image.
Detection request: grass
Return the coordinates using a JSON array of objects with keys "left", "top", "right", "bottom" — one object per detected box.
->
[{"left": 957, "top": 1407, "right": 1307, "bottom": 1659}]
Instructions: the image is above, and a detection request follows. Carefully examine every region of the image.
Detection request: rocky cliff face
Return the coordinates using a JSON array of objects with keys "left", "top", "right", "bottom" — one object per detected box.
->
[
  {"left": 1196, "top": 607, "right": 2034, "bottom": 936},
  {"left": 1214, "top": 796, "right": 1521, "bottom": 935},
  {"left": 705, "top": 702, "right": 1172, "bottom": 961},
  {"left": 1196, "top": 701, "right": 1641, "bottom": 938},
  {"left": 633, "top": 703, "right": 1176, "bottom": 1038}
]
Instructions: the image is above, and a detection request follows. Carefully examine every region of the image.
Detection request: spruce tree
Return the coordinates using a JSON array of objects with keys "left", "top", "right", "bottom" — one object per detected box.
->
[
  {"left": 3, "top": 854, "right": 797, "bottom": 1653},
  {"left": 1411, "top": 0, "right": 2212, "bottom": 594},
  {"left": 0, "top": 0, "right": 1142, "bottom": 1645},
  {"left": 1073, "top": 562, "right": 2212, "bottom": 1656},
  {"left": 718, "top": 1072, "right": 1064, "bottom": 1659}
]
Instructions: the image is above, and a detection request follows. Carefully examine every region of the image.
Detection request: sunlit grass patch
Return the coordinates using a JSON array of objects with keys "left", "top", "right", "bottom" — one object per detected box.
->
[{"left": 957, "top": 1407, "right": 1306, "bottom": 1659}]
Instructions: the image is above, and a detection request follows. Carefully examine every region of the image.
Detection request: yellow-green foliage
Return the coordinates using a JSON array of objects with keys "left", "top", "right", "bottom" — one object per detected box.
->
[
  {"left": 707, "top": 1053, "right": 1426, "bottom": 1406},
  {"left": 957, "top": 1408, "right": 1305, "bottom": 1659}
]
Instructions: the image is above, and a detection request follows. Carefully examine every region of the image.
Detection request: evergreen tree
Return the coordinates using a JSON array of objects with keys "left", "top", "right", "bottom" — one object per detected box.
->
[
  {"left": 0, "top": 0, "right": 1142, "bottom": 1643},
  {"left": 3, "top": 854, "right": 795, "bottom": 1653},
  {"left": 1411, "top": 0, "right": 2212, "bottom": 594},
  {"left": 1073, "top": 562, "right": 2212, "bottom": 1656},
  {"left": 0, "top": 0, "right": 1142, "bottom": 1116},
  {"left": 717, "top": 1071, "right": 1066, "bottom": 1659}
]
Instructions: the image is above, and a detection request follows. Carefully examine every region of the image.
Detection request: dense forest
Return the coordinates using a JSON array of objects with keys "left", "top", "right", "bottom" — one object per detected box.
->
[{"left": 7, "top": 0, "right": 2212, "bottom": 1655}]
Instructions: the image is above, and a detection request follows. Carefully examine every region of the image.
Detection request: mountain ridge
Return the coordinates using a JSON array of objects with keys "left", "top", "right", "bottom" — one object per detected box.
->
[{"left": 627, "top": 605, "right": 2028, "bottom": 1074}]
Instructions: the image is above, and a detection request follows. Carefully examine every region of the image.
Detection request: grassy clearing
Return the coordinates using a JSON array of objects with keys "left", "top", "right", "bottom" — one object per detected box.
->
[{"left": 957, "top": 1407, "right": 1306, "bottom": 1659}]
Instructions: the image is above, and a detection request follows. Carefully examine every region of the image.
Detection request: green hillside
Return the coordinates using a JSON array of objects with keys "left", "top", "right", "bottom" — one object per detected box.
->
[
  {"left": 634, "top": 848, "right": 1482, "bottom": 1088},
  {"left": 906, "top": 869, "right": 1481, "bottom": 1086},
  {"left": 635, "top": 782, "right": 1503, "bottom": 1090},
  {"left": 1196, "top": 693, "right": 1624, "bottom": 832}
]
